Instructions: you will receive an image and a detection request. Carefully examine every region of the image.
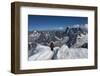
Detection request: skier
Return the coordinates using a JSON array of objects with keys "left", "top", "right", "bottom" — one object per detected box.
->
[{"left": 49, "top": 41, "right": 54, "bottom": 51}]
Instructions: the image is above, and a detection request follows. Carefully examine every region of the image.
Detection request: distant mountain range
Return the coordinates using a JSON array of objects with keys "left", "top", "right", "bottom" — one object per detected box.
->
[{"left": 28, "top": 24, "right": 88, "bottom": 57}]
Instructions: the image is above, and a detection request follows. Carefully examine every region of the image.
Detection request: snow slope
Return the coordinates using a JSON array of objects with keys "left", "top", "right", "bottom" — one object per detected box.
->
[
  {"left": 57, "top": 45, "right": 88, "bottom": 59},
  {"left": 29, "top": 44, "right": 54, "bottom": 61},
  {"left": 29, "top": 44, "right": 88, "bottom": 61}
]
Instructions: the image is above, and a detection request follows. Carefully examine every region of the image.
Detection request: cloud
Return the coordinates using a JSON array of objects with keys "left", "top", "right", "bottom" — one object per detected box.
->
[
  {"left": 58, "top": 27, "right": 64, "bottom": 30},
  {"left": 84, "top": 24, "right": 88, "bottom": 29}
]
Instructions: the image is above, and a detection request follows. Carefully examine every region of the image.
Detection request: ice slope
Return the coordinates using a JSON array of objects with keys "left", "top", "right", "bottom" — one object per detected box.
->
[
  {"left": 29, "top": 44, "right": 54, "bottom": 61},
  {"left": 57, "top": 45, "right": 88, "bottom": 59}
]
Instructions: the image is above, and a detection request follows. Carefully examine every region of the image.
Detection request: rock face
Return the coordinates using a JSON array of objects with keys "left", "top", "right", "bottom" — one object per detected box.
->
[{"left": 28, "top": 24, "right": 88, "bottom": 60}]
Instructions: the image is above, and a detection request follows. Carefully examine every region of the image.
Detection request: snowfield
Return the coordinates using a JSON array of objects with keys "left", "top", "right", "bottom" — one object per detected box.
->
[{"left": 29, "top": 44, "right": 88, "bottom": 61}]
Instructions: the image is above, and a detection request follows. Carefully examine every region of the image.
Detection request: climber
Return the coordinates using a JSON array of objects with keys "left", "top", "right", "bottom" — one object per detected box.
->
[{"left": 49, "top": 41, "right": 55, "bottom": 51}]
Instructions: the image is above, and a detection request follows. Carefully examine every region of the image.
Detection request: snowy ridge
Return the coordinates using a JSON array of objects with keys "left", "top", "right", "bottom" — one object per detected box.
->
[
  {"left": 29, "top": 44, "right": 88, "bottom": 61},
  {"left": 57, "top": 45, "right": 88, "bottom": 59},
  {"left": 72, "top": 33, "right": 88, "bottom": 48},
  {"left": 29, "top": 44, "right": 54, "bottom": 61}
]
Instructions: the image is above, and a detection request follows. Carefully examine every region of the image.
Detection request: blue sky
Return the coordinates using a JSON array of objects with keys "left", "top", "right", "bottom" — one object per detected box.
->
[{"left": 28, "top": 15, "right": 88, "bottom": 31}]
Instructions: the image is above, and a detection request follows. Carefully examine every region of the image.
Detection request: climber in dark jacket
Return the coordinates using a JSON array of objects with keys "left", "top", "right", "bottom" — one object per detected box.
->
[{"left": 49, "top": 41, "right": 54, "bottom": 51}]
